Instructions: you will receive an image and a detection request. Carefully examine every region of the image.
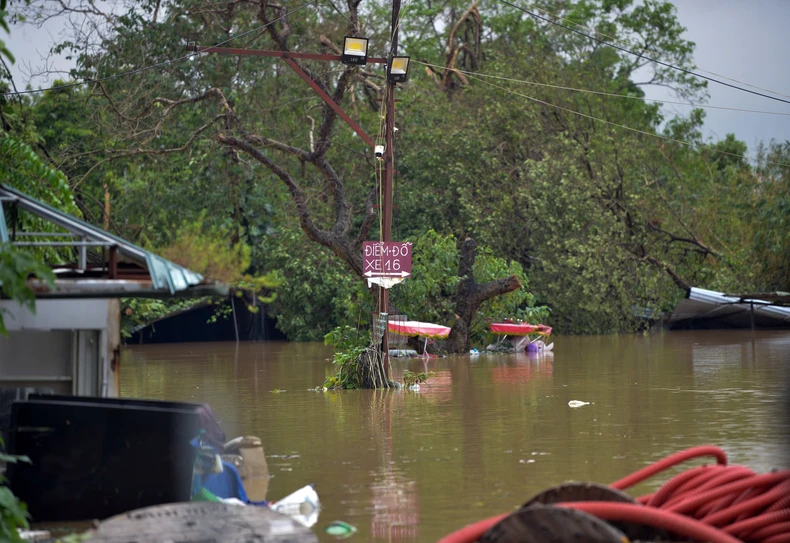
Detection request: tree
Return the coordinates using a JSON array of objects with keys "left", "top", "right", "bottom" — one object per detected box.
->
[
  {"left": 13, "top": 0, "right": 776, "bottom": 338},
  {"left": 0, "top": 0, "right": 77, "bottom": 335},
  {"left": 750, "top": 141, "right": 790, "bottom": 291},
  {"left": 15, "top": 0, "right": 523, "bottom": 351},
  {"left": 390, "top": 230, "right": 546, "bottom": 351}
]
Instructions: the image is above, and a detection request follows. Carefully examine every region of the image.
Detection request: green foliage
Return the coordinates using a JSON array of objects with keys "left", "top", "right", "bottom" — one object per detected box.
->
[
  {"left": 0, "top": 136, "right": 81, "bottom": 265},
  {"left": 390, "top": 230, "right": 461, "bottom": 326},
  {"left": 0, "top": 436, "right": 31, "bottom": 543},
  {"left": 9, "top": 0, "right": 786, "bottom": 338},
  {"left": 0, "top": 137, "right": 78, "bottom": 218},
  {"left": 260, "top": 223, "right": 364, "bottom": 341},
  {"left": 391, "top": 230, "right": 547, "bottom": 345},
  {"left": 0, "top": 243, "right": 55, "bottom": 336},
  {"left": 323, "top": 325, "right": 374, "bottom": 390},
  {"left": 116, "top": 215, "right": 282, "bottom": 338},
  {"left": 0, "top": 0, "right": 14, "bottom": 65},
  {"left": 0, "top": 134, "right": 81, "bottom": 335},
  {"left": 119, "top": 297, "right": 203, "bottom": 339},
  {"left": 155, "top": 213, "right": 280, "bottom": 305},
  {"left": 403, "top": 369, "right": 434, "bottom": 388},
  {"left": 750, "top": 141, "right": 790, "bottom": 291}
]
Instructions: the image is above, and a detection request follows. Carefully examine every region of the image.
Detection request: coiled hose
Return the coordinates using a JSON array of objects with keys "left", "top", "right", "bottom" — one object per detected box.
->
[{"left": 438, "top": 445, "right": 790, "bottom": 543}]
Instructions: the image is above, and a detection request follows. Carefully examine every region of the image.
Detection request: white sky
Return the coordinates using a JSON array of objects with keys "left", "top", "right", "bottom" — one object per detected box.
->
[{"left": 4, "top": 0, "right": 790, "bottom": 152}]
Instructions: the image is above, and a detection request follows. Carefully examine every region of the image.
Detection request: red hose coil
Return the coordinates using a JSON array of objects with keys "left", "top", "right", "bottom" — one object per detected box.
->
[{"left": 438, "top": 445, "right": 790, "bottom": 543}]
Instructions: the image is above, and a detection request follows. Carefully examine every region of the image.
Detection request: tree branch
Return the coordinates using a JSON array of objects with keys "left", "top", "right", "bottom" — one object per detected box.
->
[{"left": 217, "top": 134, "right": 331, "bottom": 248}]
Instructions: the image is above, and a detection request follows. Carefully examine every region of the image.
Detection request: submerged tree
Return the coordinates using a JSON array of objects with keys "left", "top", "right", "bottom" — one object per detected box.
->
[
  {"left": 13, "top": 0, "right": 524, "bottom": 360},
  {"left": 11, "top": 0, "right": 778, "bottom": 342}
]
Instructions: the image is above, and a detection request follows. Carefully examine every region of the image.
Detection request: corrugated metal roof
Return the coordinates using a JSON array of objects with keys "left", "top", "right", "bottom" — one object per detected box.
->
[
  {"left": 665, "top": 287, "right": 790, "bottom": 329},
  {"left": 0, "top": 184, "right": 223, "bottom": 297}
]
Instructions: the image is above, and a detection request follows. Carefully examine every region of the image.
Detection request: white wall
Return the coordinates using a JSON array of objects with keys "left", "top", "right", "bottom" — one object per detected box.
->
[{"left": 0, "top": 299, "right": 121, "bottom": 397}]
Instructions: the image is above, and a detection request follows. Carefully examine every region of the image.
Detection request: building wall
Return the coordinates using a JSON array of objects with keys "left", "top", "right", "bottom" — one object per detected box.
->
[{"left": 0, "top": 299, "right": 120, "bottom": 397}]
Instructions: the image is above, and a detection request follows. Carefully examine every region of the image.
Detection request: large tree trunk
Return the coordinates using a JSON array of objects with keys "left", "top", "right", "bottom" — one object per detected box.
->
[{"left": 444, "top": 238, "right": 521, "bottom": 353}]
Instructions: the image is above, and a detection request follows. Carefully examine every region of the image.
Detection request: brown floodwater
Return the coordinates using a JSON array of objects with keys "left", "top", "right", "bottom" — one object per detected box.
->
[{"left": 120, "top": 330, "right": 790, "bottom": 542}]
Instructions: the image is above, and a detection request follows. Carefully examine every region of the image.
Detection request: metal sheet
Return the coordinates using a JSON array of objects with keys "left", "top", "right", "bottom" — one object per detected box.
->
[
  {"left": 665, "top": 287, "right": 790, "bottom": 329},
  {"left": 0, "top": 185, "right": 213, "bottom": 295}
]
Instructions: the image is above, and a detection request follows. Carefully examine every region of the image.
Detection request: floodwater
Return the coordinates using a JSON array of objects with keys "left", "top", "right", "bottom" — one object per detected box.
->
[{"left": 121, "top": 330, "right": 790, "bottom": 542}]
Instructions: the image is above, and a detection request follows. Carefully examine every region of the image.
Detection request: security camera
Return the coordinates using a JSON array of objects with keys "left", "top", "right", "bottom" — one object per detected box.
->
[{"left": 374, "top": 145, "right": 385, "bottom": 159}]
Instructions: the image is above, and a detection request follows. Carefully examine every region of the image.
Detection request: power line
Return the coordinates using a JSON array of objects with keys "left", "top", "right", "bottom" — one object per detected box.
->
[
  {"left": 498, "top": 0, "right": 790, "bottom": 107},
  {"left": 464, "top": 71, "right": 790, "bottom": 169},
  {"left": 413, "top": 60, "right": 790, "bottom": 117},
  {"left": 523, "top": 1, "right": 790, "bottom": 101},
  {"left": 1, "top": 1, "right": 313, "bottom": 97}
]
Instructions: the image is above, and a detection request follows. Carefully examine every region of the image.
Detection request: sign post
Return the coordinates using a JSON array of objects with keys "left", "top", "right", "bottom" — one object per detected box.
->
[
  {"left": 364, "top": 241, "right": 411, "bottom": 378},
  {"left": 363, "top": 241, "right": 412, "bottom": 283}
]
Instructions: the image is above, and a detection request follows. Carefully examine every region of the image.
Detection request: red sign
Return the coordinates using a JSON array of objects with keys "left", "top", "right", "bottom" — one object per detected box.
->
[{"left": 363, "top": 241, "right": 412, "bottom": 278}]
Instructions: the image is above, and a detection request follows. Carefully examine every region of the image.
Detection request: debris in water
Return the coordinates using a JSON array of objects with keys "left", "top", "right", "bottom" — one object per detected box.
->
[
  {"left": 568, "top": 400, "right": 590, "bottom": 408},
  {"left": 325, "top": 520, "right": 357, "bottom": 538}
]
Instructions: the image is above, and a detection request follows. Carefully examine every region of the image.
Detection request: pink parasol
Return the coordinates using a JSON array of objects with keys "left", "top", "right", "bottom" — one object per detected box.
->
[
  {"left": 490, "top": 322, "right": 552, "bottom": 337},
  {"left": 388, "top": 320, "right": 452, "bottom": 339},
  {"left": 388, "top": 320, "right": 451, "bottom": 357},
  {"left": 490, "top": 322, "right": 538, "bottom": 336}
]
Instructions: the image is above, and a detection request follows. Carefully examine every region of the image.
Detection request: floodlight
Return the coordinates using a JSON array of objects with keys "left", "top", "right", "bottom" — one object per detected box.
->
[
  {"left": 341, "top": 36, "right": 369, "bottom": 65},
  {"left": 387, "top": 56, "right": 410, "bottom": 83}
]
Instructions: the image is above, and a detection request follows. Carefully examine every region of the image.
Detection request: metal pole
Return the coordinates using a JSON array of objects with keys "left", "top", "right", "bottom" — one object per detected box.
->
[
  {"left": 232, "top": 295, "right": 240, "bottom": 344},
  {"left": 78, "top": 236, "right": 88, "bottom": 271},
  {"left": 381, "top": 0, "right": 401, "bottom": 382}
]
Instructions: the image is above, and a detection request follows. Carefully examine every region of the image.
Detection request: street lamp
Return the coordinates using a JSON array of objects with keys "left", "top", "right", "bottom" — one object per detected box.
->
[
  {"left": 341, "top": 36, "right": 369, "bottom": 65},
  {"left": 387, "top": 56, "right": 410, "bottom": 83}
]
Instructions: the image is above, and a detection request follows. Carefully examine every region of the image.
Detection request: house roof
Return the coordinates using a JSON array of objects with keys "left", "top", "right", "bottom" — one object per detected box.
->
[
  {"left": 0, "top": 184, "right": 228, "bottom": 299},
  {"left": 665, "top": 287, "right": 790, "bottom": 330}
]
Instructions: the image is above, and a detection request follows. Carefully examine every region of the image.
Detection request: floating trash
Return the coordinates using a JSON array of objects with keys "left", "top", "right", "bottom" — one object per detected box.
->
[
  {"left": 325, "top": 520, "right": 357, "bottom": 539},
  {"left": 568, "top": 400, "right": 590, "bottom": 408},
  {"left": 408, "top": 384, "right": 421, "bottom": 391},
  {"left": 270, "top": 484, "right": 320, "bottom": 528}
]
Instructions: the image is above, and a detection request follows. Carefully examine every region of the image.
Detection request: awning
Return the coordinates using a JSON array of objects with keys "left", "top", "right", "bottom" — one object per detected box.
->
[
  {"left": 1, "top": 184, "right": 227, "bottom": 299},
  {"left": 664, "top": 287, "right": 790, "bottom": 330}
]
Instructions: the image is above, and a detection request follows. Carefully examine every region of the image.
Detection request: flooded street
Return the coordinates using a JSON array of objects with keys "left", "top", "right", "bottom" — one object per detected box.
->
[{"left": 121, "top": 330, "right": 790, "bottom": 542}]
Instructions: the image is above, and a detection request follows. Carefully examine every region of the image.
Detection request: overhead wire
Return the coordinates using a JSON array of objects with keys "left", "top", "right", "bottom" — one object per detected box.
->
[
  {"left": 389, "top": 0, "right": 412, "bottom": 245},
  {"left": 1, "top": 1, "right": 314, "bottom": 97},
  {"left": 463, "top": 70, "right": 790, "bottom": 169},
  {"left": 412, "top": 60, "right": 790, "bottom": 118},
  {"left": 523, "top": 1, "right": 790, "bottom": 101},
  {"left": 498, "top": 0, "right": 790, "bottom": 107}
]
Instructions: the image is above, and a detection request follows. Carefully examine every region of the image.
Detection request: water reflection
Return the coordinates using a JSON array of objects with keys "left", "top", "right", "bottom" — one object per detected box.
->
[
  {"left": 367, "top": 391, "right": 420, "bottom": 541},
  {"left": 491, "top": 354, "right": 553, "bottom": 384}
]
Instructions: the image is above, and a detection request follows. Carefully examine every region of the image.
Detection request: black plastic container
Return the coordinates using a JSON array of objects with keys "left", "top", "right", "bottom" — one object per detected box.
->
[{"left": 6, "top": 397, "right": 202, "bottom": 522}]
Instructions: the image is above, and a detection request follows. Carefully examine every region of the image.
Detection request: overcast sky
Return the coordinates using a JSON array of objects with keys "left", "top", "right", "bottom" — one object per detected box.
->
[
  {"left": 641, "top": 0, "right": 790, "bottom": 152},
  {"left": 4, "top": 0, "right": 790, "bottom": 154}
]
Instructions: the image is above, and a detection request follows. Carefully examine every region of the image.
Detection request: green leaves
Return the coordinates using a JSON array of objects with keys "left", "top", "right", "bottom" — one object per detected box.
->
[
  {"left": 0, "top": 436, "right": 31, "bottom": 543},
  {"left": 0, "top": 243, "right": 56, "bottom": 336},
  {"left": 391, "top": 230, "right": 545, "bottom": 346}
]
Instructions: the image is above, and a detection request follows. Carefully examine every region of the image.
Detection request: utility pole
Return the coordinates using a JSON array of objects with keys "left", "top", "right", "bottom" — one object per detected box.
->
[
  {"left": 197, "top": 1, "right": 405, "bottom": 384},
  {"left": 380, "top": 0, "right": 402, "bottom": 380}
]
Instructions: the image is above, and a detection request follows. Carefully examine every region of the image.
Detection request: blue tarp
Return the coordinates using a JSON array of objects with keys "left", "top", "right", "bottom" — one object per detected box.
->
[{"left": 200, "top": 460, "right": 249, "bottom": 502}]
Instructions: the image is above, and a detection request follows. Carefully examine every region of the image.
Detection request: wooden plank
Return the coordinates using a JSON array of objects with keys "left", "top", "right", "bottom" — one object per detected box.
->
[{"left": 85, "top": 502, "right": 319, "bottom": 543}]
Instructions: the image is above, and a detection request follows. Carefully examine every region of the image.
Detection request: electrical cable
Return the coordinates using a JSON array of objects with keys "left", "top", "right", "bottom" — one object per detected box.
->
[
  {"left": 463, "top": 70, "right": 790, "bottom": 169},
  {"left": 1, "top": 1, "right": 314, "bottom": 97},
  {"left": 497, "top": 0, "right": 790, "bottom": 106},
  {"left": 523, "top": 1, "right": 790, "bottom": 101},
  {"left": 412, "top": 60, "right": 790, "bottom": 117}
]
